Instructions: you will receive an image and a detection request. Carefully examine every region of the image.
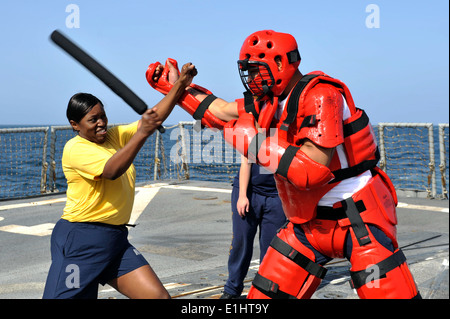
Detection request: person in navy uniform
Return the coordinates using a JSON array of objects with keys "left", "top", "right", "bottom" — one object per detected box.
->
[{"left": 221, "top": 156, "right": 286, "bottom": 299}]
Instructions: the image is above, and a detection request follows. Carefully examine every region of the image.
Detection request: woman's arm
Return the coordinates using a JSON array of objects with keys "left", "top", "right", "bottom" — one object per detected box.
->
[
  {"left": 101, "top": 109, "right": 160, "bottom": 180},
  {"left": 154, "top": 59, "right": 240, "bottom": 122},
  {"left": 102, "top": 63, "right": 196, "bottom": 180}
]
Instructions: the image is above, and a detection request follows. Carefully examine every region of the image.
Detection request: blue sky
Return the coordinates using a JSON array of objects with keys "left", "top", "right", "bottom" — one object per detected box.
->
[{"left": 0, "top": 0, "right": 448, "bottom": 125}]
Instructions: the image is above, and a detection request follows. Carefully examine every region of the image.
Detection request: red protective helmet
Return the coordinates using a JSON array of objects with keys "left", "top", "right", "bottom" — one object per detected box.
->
[{"left": 238, "top": 30, "right": 301, "bottom": 99}]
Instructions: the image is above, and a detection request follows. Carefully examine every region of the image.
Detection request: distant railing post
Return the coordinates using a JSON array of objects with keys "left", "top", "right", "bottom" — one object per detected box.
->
[
  {"left": 378, "top": 123, "right": 386, "bottom": 172},
  {"left": 40, "top": 127, "right": 49, "bottom": 194},
  {"left": 153, "top": 130, "right": 160, "bottom": 181},
  {"left": 48, "top": 126, "right": 57, "bottom": 192},
  {"left": 427, "top": 124, "right": 436, "bottom": 198},
  {"left": 179, "top": 122, "right": 190, "bottom": 180},
  {"left": 439, "top": 124, "right": 449, "bottom": 199}
]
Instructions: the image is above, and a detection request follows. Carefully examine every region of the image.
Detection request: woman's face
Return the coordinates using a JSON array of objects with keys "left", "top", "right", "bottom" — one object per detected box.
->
[{"left": 70, "top": 103, "right": 108, "bottom": 144}]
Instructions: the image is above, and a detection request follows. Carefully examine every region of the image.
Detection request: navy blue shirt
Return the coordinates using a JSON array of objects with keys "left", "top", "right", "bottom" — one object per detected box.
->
[{"left": 233, "top": 164, "right": 279, "bottom": 197}]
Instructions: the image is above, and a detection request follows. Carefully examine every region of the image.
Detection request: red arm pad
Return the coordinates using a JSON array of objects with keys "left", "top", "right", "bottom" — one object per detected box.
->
[
  {"left": 223, "top": 115, "right": 334, "bottom": 189},
  {"left": 260, "top": 137, "right": 334, "bottom": 190},
  {"left": 146, "top": 58, "right": 226, "bottom": 130},
  {"left": 264, "top": 137, "right": 334, "bottom": 190},
  {"left": 223, "top": 112, "right": 258, "bottom": 156}
]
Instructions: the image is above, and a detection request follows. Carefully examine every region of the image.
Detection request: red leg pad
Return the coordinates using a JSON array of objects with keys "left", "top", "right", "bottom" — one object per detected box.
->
[
  {"left": 349, "top": 228, "right": 420, "bottom": 299},
  {"left": 247, "top": 222, "right": 327, "bottom": 299}
]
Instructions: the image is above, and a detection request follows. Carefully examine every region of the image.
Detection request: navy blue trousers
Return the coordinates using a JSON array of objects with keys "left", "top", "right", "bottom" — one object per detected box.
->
[
  {"left": 43, "top": 219, "right": 148, "bottom": 299},
  {"left": 224, "top": 186, "right": 286, "bottom": 296}
]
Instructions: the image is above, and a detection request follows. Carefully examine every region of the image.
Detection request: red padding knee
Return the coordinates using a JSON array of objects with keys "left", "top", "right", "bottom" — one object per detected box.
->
[
  {"left": 247, "top": 222, "right": 327, "bottom": 299},
  {"left": 349, "top": 228, "right": 420, "bottom": 299}
]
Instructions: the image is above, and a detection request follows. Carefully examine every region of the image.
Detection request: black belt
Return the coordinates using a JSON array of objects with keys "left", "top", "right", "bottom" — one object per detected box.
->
[
  {"left": 316, "top": 198, "right": 371, "bottom": 246},
  {"left": 316, "top": 200, "right": 366, "bottom": 220},
  {"left": 79, "top": 222, "right": 136, "bottom": 230}
]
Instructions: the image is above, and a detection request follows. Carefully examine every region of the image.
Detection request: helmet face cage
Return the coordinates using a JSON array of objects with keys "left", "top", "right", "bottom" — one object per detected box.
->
[
  {"left": 238, "top": 59, "right": 275, "bottom": 100},
  {"left": 238, "top": 30, "right": 301, "bottom": 98}
]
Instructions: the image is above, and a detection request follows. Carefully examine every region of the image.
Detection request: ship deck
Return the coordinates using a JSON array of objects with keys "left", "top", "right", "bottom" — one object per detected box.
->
[{"left": 0, "top": 180, "right": 448, "bottom": 300}]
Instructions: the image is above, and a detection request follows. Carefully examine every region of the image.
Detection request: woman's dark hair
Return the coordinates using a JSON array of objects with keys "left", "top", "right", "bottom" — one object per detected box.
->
[{"left": 66, "top": 93, "right": 103, "bottom": 123}]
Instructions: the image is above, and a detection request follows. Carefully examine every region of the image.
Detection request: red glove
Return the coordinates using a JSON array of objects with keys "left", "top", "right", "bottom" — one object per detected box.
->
[
  {"left": 146, "top": 58, "right": 179, "bottom": 95},
  {"left": 146, "top": 58, "right": 226, "bottom": 130}
]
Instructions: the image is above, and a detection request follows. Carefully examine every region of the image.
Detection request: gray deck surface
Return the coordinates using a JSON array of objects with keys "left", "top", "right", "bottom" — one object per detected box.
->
[{"left": 0, "top": 180, "right": 448, "bottom": 300}]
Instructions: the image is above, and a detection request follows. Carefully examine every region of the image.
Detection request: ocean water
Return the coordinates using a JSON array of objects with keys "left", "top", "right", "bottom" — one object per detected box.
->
[{"left": 0, "top": 123, "right": 448, "bottom": 200}]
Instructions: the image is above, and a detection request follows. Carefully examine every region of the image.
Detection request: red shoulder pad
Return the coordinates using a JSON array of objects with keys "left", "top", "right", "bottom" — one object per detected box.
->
[{"left": 296, "top": 82, "right": 344, "bottom": 148}]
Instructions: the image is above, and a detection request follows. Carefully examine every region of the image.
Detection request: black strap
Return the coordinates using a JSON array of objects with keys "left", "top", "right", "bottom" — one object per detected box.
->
[
  {"left": 243, "top": 91, "right": 259, "bottom": 121},
  {"left": 286, "top": 49, "right": 301, "bottom": 64},
  {"left": 330, "top": 148, "right": 380, "bottom": 183},
  {"left": 341, "top": 197, "right": 371, "bottom": 246},
  {"left": 275, "top": 145, "right": 300, "bottom": 178},
  {"left": 350, "top": 249, "right": 407, "bottom": 289},
  {"left": 252, "top": 273, "right": 297, "bottom": 299},
  {"left": 270, "top": 236, "right": 328, "bottom": 279},
  {"left": 343, "top": 108, "right": 370, "bottom": 137},
  {"left": 247, "top": 132, "right": 267, "bottom": 160},
  {"left": 316, "top": 200, "right": 366, "bottom": 220},
  {"left": 299, "top": 114, "right": 317, "bottom": 130},
  {"left": 329, "top": 108, "right": 378, "bottom": 182},
  {"left": 282, "top": 74, "right": 320, "bottom": 128},
  {"left": 192, "top": 94, "right": 217, "bottom": 121}
]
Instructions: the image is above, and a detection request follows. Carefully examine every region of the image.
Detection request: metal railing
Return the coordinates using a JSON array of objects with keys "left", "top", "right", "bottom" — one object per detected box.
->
[
  {"left": 0, "top": 122, "right": 448, "bottom": 200},
  {"left": 377, "top": 123, "right": 445, "bottom": 198}
]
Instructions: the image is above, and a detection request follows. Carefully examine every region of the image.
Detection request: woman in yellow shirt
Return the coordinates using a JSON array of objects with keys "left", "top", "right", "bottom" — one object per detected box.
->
[{"left": 43, "top": 61, "right": 196, "bottom": 299}]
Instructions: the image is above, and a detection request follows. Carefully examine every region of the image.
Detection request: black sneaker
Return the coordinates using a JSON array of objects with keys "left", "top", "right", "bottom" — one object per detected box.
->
[{"left": 220, "top": 292, "right": 238, "bottom": 299}]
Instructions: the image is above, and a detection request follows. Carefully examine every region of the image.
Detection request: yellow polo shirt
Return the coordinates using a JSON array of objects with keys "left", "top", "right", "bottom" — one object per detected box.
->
[{"left": 61, "top": 121, "right": 139, "bottom": 225}]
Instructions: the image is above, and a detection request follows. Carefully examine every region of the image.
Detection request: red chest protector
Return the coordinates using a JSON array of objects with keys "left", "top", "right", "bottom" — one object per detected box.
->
[{"left": 238, "top": 72, "right": 379, "bottom": 223}]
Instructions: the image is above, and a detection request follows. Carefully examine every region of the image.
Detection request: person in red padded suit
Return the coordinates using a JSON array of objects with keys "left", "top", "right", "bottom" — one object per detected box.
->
[{"left": 146, "top": 30, "right": 421, "bottom": 299}]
